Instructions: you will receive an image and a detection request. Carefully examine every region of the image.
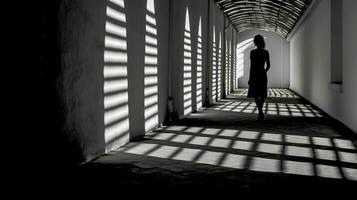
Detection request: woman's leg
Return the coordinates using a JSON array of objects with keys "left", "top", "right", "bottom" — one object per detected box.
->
[
  {"left": 254, "top": 96, "right": 261, "bottom": 111},
  {"left": 259, "top": 97, "right": 265, "bottom": 115},
  {"left": 254, "top": 97, "right": 263, "bottom": 112},
  {"left": 254, "top": 97, "right": 263, "bottom": 119},
  {"left": 254, "top": 96, "right": 265, "bottom": 121}
]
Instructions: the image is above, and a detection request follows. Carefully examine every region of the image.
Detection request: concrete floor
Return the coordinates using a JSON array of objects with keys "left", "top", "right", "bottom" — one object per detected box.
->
[{"left": 80, "top": 89, "right": 357, "bottom": 193}]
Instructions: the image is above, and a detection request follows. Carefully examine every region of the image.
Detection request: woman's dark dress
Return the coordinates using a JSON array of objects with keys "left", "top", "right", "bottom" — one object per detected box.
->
[{"left": 247, "top": 48, "right": 268, "bottom": 99}]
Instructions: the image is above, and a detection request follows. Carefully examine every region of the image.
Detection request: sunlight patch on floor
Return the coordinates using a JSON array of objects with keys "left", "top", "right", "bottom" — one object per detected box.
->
[{"left": 111, "top": 125, "right": 357, "bottom": 181}]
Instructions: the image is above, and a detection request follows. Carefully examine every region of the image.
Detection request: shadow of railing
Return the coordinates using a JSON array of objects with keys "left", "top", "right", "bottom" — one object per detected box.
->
[
  {"left": 196, "top": 17, "right": 203, "bottom": 110},
  {"left": 211, "top": 26, "right": 217, "bottom": 102},
  {"left": 228, "top": 41, "right": 232, "bottom": 93},
  {"left": 207, "top": 89, "right": 323, "bottom": 118},
  {"left": 144, "top": 0, "right": 159, "bottom": 132},
  {"left": 103, "top": 0, "right": 130, "bottom": 151},
  {"left": 183, "top": 8, "right": 192, "bottom": 116},
  {"left": 116, "top": 125, "right": 357, "bottom": 182},
  {"left": 234, "top": 88, "right": 300, "bottom": 98},
  {"left": 217, "top": 32, "right": 222, "bottom": 100},
  {"left": 225, "top": 40, "right": 231, "bottom": 96}
]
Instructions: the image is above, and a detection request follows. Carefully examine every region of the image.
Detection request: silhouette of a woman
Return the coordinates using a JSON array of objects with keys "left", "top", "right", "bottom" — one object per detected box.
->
[{"left": 248, "top": 35, "right": 270, "bottom": 121}]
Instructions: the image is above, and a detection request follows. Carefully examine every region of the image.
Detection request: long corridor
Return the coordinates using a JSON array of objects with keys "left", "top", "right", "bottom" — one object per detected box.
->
[
  {"left": 83, "top": 88, "right": 357, "bottom": 191},
  {"left": 38, "top": 0, "right": 357, "bottom": 195}
]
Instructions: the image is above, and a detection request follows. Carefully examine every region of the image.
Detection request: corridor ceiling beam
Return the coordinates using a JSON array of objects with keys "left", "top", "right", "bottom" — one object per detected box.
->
[{"left": 214, "top": 0, "right": 313, "bottom": 38}]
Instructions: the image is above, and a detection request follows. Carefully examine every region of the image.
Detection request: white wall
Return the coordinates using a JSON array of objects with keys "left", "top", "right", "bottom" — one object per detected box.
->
[
  {"left": 170, "top": 0, "right": 209, "bottom": 119},
  {"left": 224, "top": 24, "right": 233, "bottom": 96},
  {"left": 126, "top": 0, "right": 170, "bottom": 141},
  {"left": 171, "top": 0, "right": 239, "bottom": 118},
  {"left": 342, "top": 0, "right": 357, "bottom": 132},
  {"left": 232, "top": 29, "right": 238, "bottom": 91},
  {"left": 290, "top": 0, "right": 357, "bottom": 132},
  {"left": 237, "top": 29, "right": 290, "bottom": 88},
  {"left": 208, "top": 0, "right": 225, "bottom": 103},
  {"left": 57, "top": 0, "right": 171, "bottom": 160},
  {"left": 54, "top": 0, "right": 240, "bottom": 162}
]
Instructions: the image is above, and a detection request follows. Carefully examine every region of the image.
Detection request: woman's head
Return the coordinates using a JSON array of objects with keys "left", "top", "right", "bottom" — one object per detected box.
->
[{"left": 254, "top": 35, "right": 265, "bottom": 48}]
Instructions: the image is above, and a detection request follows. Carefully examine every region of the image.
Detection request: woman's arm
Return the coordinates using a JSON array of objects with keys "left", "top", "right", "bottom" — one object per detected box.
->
[
  {"left": 248, "top": 50, "right": 253, "bottom": 85},
  {"left": 265, "top": 51, "right": 270, "bottom": 72}
]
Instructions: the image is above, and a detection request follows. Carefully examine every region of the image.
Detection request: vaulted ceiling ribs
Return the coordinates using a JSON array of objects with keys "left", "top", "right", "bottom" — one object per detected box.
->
[{"left": 215, "top": 0, "right": 312, "bottom": 38}]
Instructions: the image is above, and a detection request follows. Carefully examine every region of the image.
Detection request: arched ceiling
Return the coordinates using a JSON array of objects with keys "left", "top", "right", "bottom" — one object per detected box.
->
[{"left": 215, "top": 0, "right": 313, "bottom": 38}]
